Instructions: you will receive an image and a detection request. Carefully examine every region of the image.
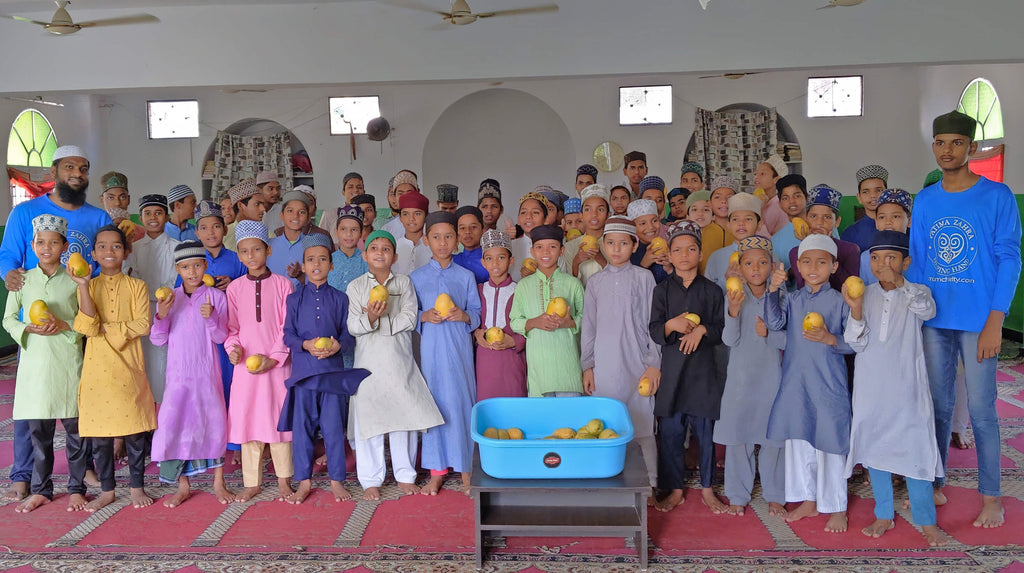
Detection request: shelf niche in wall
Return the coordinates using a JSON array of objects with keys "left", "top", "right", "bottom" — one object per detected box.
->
[{"left": 200, "top": 118, "right": 313, "bottom": 200}]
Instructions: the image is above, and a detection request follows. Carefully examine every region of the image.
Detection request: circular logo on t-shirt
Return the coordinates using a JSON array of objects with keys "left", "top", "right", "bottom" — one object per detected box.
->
[
  {"left": 543, "top": 452, "right": 561, "bottom": 468},
  {"left": 927, "top": 216, "right": 977, "bottom": 276},
  {"left": 62, "top": 228, "right": 90, "bottom": 266}
]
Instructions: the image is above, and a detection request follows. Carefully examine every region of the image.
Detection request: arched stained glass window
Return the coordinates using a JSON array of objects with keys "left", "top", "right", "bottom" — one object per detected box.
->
[
  {"left": 957, "top": 78, "right": 1004, "bottom": 182},
  {"left": 7, "top": 109, "right": 58, "bottom": 167}
]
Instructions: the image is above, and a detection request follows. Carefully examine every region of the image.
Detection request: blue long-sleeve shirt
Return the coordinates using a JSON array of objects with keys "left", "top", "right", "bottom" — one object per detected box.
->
[
  {"left": 0, "top": 194, "right": 112, "bottom": 276},
  {"left": 282, "top": 281, "right": 360, "bottom": 393},
  {"left": 452, "top": 246, "right": 489, "bottom": 284},
  {"left": 175, "top": 246, "right": 247, "bottom": 288},
  {"left": 907, "top": 177, "right": 1022, "bottom": 332}
]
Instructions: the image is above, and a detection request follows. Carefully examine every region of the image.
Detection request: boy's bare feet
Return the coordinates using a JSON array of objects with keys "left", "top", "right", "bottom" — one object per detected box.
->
[
  {"left": 824, "top": 512, "right": 848, "bottom": 533},
  {"left": 235, "top": 486, "right": 260, "bottom": 502},
  {"left": 213, "top": 469, "right": 236, "bottom": 504},
  {"left": 461, "top": 472, "right": 471, "bottom": 496},
  {"left": 231, "top": 451, "right": 241, "bottom": 465},
  {"left": 951, "top": 432, "right": 974, "bottom": 449},
  {"left": 973, "top": 495, "right": 1004, "bottom": 528},
  {"left": 921, "top": 524, "right": 952, "bottom": 546},
  {"left": 130, "top": 487, "right": 154, "bottom": 508},
  {"left": 315, "top": 454, "right": 328, "bottom": 467},
  {"left": 701, "top": 488, "right": 728, "bottom": 514},
  {"left": 84, "top": 470, "right": 101, "bottom": 487},
  {"left": 85, "top": 490, "right": 116, "bottom": 512},
  {"left": 277, "top": 477, "right": 294, "bottom": 501},
  {"left": 655, "top": 489, "right": 684, "bottom": 512},
  {"left": 934, "top": 488, "right": 948, "bottom": 507},
  {"left": 330, "top": 480, "right": 351, "bottom": 502},
  {"left": 14, "top": 494, "right": 50, "bottom": 513},
  {"left": 286, "top": 479, "right": 311, "bottom": 504},
  {"left": 67, "top": 493, "right": 88, "bottom": 511},
  {"left": 397, "top": 481, "right": 420, "bottom": 495},
  {"left": 362, "top": 486, "right": 381, "bottom": 501},
  {"left": 163, "top": 478, "right": 191, "bottom": 508},
  {"left": 4, "top": 482, "right": 28, "bottom": 501},
  {"left": 768, "top": 502, "right": 788, "bottom": 517},
  {"left": 726, "top": 504, "right": 745, "bottom": 516},
  {"left": 786, "top": 500, "right": 818, "bottom": 522},
  {"left": 861, "top": 518, "right": 894, "bottom": 538},
  {"left": 421, "top": 475, "right": 445, "bottom": 496}
]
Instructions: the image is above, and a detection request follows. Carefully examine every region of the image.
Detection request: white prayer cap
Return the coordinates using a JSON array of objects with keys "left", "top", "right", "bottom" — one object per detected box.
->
[
  {"left": 52, "top": 145, "right": 88, "bottom": 163},
  {"left": 797, "top": 234, "right": 837, "bottom": 258}
]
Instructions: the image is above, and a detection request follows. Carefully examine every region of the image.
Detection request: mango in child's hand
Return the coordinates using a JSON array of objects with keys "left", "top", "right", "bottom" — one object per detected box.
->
[
  {"left": 803, "top": 312, "right": 825, "bottom": 331},
  {"left": 368, "top": 284, "right": 389, "bottom": 305},
  {"left": 484, "top": 327, "right": 505, "bottom": 344},
  {"left": 28, "top": 300, "right": 50, "bottom": 325},
  {"left": 117, "top": 219, "right": 136, "bottom": 237},
  {"left": 792, "top": 217, "right": 810, "bottom": 240},
  {"left": 314, "top": 337, "right": 332, "bottom": 350},
  {"left": 565, "top": 228, "right": 582, "bottom": 242},
  {"left": 155, "top": 287, "right": 173, "bottom": 301},
  {"left": 522, "top": 258, "right": 538, "bottom": 272},
  {"left": 245, "top": 355, "right": 263, "bottom": 373},
  {"left": 507, "top": 428, "right": 524, "bottom": 440},
  {"left": 598, "top": 429, "right": 619, "bottom": 439},
  {"left": 483, "top": 427, "right": 499, "bottom": 439},
  {"left": 683, "top": 312, "right": 701, "bottom": 326},
  {"left": 649, "top": 237, "right": 668, "bottom": 256},
  {"left": 753, "top": 188, "right": 768, "bottom": 201},
  {"left": 586, "top": 418, "right": 604, "bottom": 434},
  {"left": 552, "top": 427, "right": 576, "bottom": 440},
  {"left": 726, "top": 276, "right": 744, "bottom": 296},
  {"left": 729, "top": 251, "right": 740, "bottom": 266},
  {"left": 546, "top": 297, "right": 568, "bottom": 318},
  {"left": 637, "top": 377, "right": 652, "bottom": 397},
  {"left": 434, "top": 293, "right": 455, "bottom": 317},
  {"left": 202, "top": 274, "right": 216, "bottom": 287},
  {"left": 580, "top": 234, "right": 599, "bottom": 252},
  {"left": 67, "top": 252, "right": 89, "bottom": 277},
  {"left": 844, "top": 276, "right": 865, "bottom": 299}
]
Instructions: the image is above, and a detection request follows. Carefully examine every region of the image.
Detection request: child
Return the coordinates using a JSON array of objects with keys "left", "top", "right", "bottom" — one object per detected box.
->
[
  {"left": 842, "top": 230, "right": 950, "bottom": 546},
  {"left": 436, "top": 183, "right": 459, "bottom": 213},
  {"left": 561, "top": 197, "right": 583, "bottom": 235},
  {"left": 477, "top": 180, "right": 505, "bottom": 231},
  {"left": 754, "top": 154, "right": 789, "bottom": 235},
  {"left": 679, "top": 162, "right": 705, "bottom": 195},
  {"left": 859, "top": 189, "right": 911, "bottom": 285},
  {"left": 347, "top": 230, "right": 444, "bottom": 500},
  {"left": 474, "top": 229, "right": 527, "bottom": 400},
  {"left": 641, "top": 185, "right": 667, "bottom": 225},
  {"left": 267, "top": 190, "right": 312, "bottom": 287},
  {"left": 685, "top": 191, "right": 714, "bottom": 229},
  {"left": 393, "top": 190, "right": 433, "bottom": 276},
  {"left": 327, "top": 205, "right": 369, "bottom": 368},
  {"left": 764, "top": 234, "right": 854, "bottom": 533},
  {"left": 452, "top": 206, "right": 489, "bottom": 284},
  {"left": 350, "top": 194, "right": 377, "bottom": 246},
  {"left": 704, "top": 192, "right": 764, "bottom": 289},
  {"left": 700, "top": 178, "right": 738, "bottom": 270},
  {"left": 510, "top": 225, "right": 585, "bottom": 397},
  {"left": 411, "top": 212, "right": 482, "bottom": 495},
  {"left": 581, "top": 217, "right": 661, "bottom": 486},
  {"left": 126, "top": 194, "right": 179, "bottom": 403},
  {"left": 648, "top": 220, "right": 726, "bottom": 513},
  {"left": 98, "top": 172, "right": 145, "bottom": 243},
  {"left": 628, "top": 199, "right": 671, "bottom": 283},
  {"left": 840, "top": 165, "right": 889, "bottom": 252},
  {"left": 150, "top": 241, "right": 232, "bottom": 507},
  {"left": 72, "top": 225, "right": 157, "bottom": 511},
  {"left": 709, "top": 184, "right": 736, "bottom": 234},
  {"left": 280, "top": 233, "right": 369, "bottom": 504},
  {"left": 770, "top": 174, "right": 809, "bottom": 269},
  {"left": 561, "top": 183, "right": 610, "bottom": 286},
  {"left": 224, "top": 221, "right": 295, "bottom": 502},
  {"left": 382, "top": 170, "right": 420, "bottom": 238},
  {"left": 220, "top": 196, "right": 235, "bottom": 225},
  {"left": 789, "top": 184, "right": 860, "bottom": 291},
  {"left": 165, "top": 184, "right": 198, "bottom": 241},
  {"left": 714, "top": 236, "right": 787, "bottom": 517},
  {"left": 224, "top": 178, "right": 266, "bottom": 251},
  {"left": 509, "top": 192, "right": 550, "bottom": 280},
  {"left": 5, "top": 215, "right": 87, "bottom": 513},
  {"left": 609, "top": 185, "right": 632, "bottom": 216},
  {"left": 665, "top": 188, "right": 688, "bottom": 223},
  {"left": 575, "top": 164, "right": 598, "bottom": 194}
]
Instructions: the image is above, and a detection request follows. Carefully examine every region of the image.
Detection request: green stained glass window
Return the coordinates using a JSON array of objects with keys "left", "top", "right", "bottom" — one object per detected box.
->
[
  {"left": 958, "top": 78, "right": 1004, "bottom": 143},
  {"left": 7, "top": 109, "right": 58, "bottom": 167}
]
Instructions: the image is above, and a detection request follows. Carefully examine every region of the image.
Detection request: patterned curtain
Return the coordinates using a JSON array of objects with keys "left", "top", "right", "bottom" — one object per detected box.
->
[
  {"left": 210, "top": 131, "right": 294, "bottom": 198},
  {"left": 688, "top": 107, "right": 778, "bottom": 193}
]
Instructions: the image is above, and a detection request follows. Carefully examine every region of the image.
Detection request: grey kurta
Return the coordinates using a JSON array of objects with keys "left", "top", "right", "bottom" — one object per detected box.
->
[
  {"left": 714, "top": 286, "right": 786, "bottom": 447},
  {"left": 346, "top": 272, "right": 443, "bottom": 440},
  {"left": 843, "top": 281, "right": 944, "bottom": 481},
  {"left": 580, "top": 263, "right": 661, "bottom": 439}
]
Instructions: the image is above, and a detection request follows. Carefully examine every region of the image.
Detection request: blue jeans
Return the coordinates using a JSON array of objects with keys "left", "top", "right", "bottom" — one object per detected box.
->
[
  {"left": 868, "top": 467, "right": 936, "bottom": 526},
  {"left": 922, "top": 327, "right": 1001, "bottom": 497}
]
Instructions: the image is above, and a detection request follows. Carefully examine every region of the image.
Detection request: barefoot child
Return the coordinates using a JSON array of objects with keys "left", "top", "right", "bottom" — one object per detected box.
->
[
  {"left": 150, "top": 241, "right": 233, "bottom": 507},
  {"left": 474, "top": 230, "right": 527, "bottom": 400},
  {"left": 843, "top": 231, "right": 950, "bottom": 546},
  {"left": 225, "top": 221, "right": 295, "bottom": 502},
  {"left": 279, "top": 234, "right": 370, "bottom": 504},
  {"left": 347, "top": 230, "right": 444, "bottom": 500},
  {"left": 581, "top": 217, "right": 661, "bottom": 486},
  {"left": 412, "top": 212, "right": 482, "bottom": 495},
  {"left": 267, "top": 191, "right": 313, "bottom": 287},
  {"left": 5, "top": 215, "right": 88, "bottom": 513},
  {"left": 764, "top": 234, "right": 854, "bottom": 533},
  {"left": 649, "top": 220, "right": 726, "bottom": 513},
  {"left": 72, "top": 225, "right": 157, "bottom": 511},
  {"left": 714, "top": 236, "right": 787, "bottom": 517}
]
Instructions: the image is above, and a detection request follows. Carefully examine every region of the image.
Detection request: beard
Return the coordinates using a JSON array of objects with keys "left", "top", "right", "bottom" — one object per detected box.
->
[{"left": 55, "top": 179, "right": 89, "bottom": 207}]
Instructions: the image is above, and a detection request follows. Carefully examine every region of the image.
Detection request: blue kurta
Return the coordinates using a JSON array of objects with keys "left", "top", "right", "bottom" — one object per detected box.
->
[
  {"left": 630, "top": 242, "right": 670, "bottom": 284},
  {"left": 763, "top": 284, "right": 854, "bottom": 455},
  {"left": 267, "top": 233, "right": 306, "bottom": 289},
  {"left": 411, "top": 259, "right": 482, "bottom": 473},
  {"left": 839, "top": 215, "right": 876, "bottom": 253},
  {"left": 328, "top": 248, "right": 369, "bottom": 368},
  {"left": 164, "top": 221, "right": 198, "bottom": 242},
  {"left": 453, "top": 247, "right": 489, "bottom": 284}
]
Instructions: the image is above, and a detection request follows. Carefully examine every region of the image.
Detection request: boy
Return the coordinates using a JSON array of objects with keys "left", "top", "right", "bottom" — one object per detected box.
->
[
  {"left": 276, "top": 185, "right": 331, "bottom": 241},
  {"left": 411, "top": 212, "right": 482, "bottom": 495},
  {"left": 452, "top": 206, "right": 489, "bottom": 283},
  {"left": 225, "top": 221, "right": 295, "bottom": 502},
  {"left": 704, "top": 192, "right": 763, "bottom": 289},
  {"left": 393, "top": 190, "right": 433, "bottom": 275},
  {"left": 622, "top": 150, "right": 648, "bottom": 199},
  {"left": 581, "top": 217, "right": 661, "bottom": 486},
  {"left": 150, "top": 241, "right": 233, "bottom": 507},
  {"left": 859, "top": 189, "right": 912, "bottom": 285},
  {"left": 347, "top": 230, "right": 444, "bottom": 500},
  {"left": 765, "top": 234, "right": 854, "bottom": 533},
  {"left": 679, "top": 162, "right": 704, "bottom": 195},
  {"left": 99, "top": 172, "right": 144, "bottom": 243},
  {"left": 628, "top": 199, "right": 670, "bottom": 283},
  {"left": 224, "top": 178, "right": 266, "bottom": 251},
  {"left": 382, "top": 171, "right": 419, "bottom": 238},
  {"left": 770, "top": 174, "right": 809, "bottom": 269},
  {"left": 843, "top": 230, "right": 950, "bottom": 546},
  {"left": 639, "top": 176, "right": 665, "bottom": 218},
  {"left": 477, "top": 180, "right": 505, "bottom": 231},
  {"left": 474, "top": 229, "right": 527, "bottom": 400},
  {"left": 609, "top": 185, "right": 632, "bottom": 216},
  {"left": 510, "top": 225, "right": 585, "bottom": 397},
  {"left": 641, "top": 184, "right": 667, "bottom": 224},
  {"left": 267, "top": 190, "right": 313, "bottom": 287},
  {"left": 666, "top": 188, "right": 688, "bottom": 222},
  {"left": 126, "top": 194, "right": 180, "bottom": 403},
  {"left": 840, "top": 165, "right": 888, "bottom": 252},
  {"left": 753, "top": 154, "right": 789, "bottom": 235},
  {"left": 193, "top": 200, "right": 247, "bottom": 289},
  {"left": 561, "top": 184, "right": 610, "bottom": 286},
  {"left": 257, "top": 171, "right": 283, "bottom": 231},
  {"left": 165, "top": 184, "right": 198, "bottom": 241},
  {"left": 575, "top": 164, "right": 598, "bottom": 194},
  {"left": 5, "top": 215, "right": 87, "bottom": 513},
  {"left": 561, "top": 197, "right": 583, "bottom": 235},
  {"left": 350, "top": 194, "right": 377, "bottom": 245},
  {"left": 436, "top": 183, "right": 459, "bottom": 213},
  {"left": 788, "top": 184, "right": 859, "bottom": 291},
  {"left": 648, "top": 220, "right": 726, "bottom": 513},
  {"left": 280, "top": 233, "right": 369, "bottom": 504}
]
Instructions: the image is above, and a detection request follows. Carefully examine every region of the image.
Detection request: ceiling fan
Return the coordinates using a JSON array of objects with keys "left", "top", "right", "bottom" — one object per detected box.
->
[
  {"left": 379, "top": 0, "right": 558, "bottom": 26},
  {"left": 817, "top": 0, "right": 866, "bottom": 9},
  {"left": 0, "top": 1, "right": 158, "bottom": 36},
  {"left": 4, "top": 95, "right": 63, "bottom": 107},
  {"left": 698, "top": 72, "right": 763, "bottom": 80}
]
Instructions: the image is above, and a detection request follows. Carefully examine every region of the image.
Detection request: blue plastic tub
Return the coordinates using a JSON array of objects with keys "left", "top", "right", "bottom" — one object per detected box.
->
[{"left": 471, "top": 397, "right": 635, "bottom": 479}]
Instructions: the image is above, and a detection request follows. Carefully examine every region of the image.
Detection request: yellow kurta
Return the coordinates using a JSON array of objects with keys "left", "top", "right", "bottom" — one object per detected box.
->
[{"left": 74, "top": 273, "right": 157, "bottom": 437}]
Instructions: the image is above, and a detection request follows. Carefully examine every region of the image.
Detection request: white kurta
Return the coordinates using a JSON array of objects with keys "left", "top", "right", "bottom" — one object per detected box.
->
[
  {"left": 393, "top": 234, "right": 432, "bottom": 276},
  {"left": 509, "top": 235, "right": 532, "bottom": 282},
  {"left": 125, "top": 232, "right": 180, "bottom": 402},
  {"left": 559, "top": 235, "right": 603, "bottom": 287},
  {"left": 843, "top": 281, "right": 944, "bottom": 482}
]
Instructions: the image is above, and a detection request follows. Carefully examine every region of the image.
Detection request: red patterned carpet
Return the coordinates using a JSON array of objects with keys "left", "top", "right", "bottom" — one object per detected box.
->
[{"left": 2, "top": 355, "right": 1024, "bottom": 571}]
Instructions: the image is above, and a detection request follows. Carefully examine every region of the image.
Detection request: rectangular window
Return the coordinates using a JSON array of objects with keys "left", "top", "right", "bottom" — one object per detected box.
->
[
  {"left": 806, "top": 76, "right": 863, "bottom": 118},
  {"left": 147, "top": 100, "right": 200, "bottom": 139},
  {"left": 619, "top": 86, "right": 672, "bottom": 126},
  {"left": 329, "top": 96, "right": 381, "bottom": 135}
]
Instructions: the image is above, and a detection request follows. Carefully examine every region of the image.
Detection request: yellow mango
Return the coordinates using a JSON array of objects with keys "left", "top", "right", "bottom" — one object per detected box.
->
[
  {"left": 566, "top": 228, "right": 583, "bottom": 242},
  {"left": 725, "top": 276, "right": 744, "bottom": 296},
  {"left": 649, "top": 237, "right": 668, "bottom": 256},
  {"left": 575, "top": 432, "right": 597, "bottom": 440},
  {"left": 792, "top": 217, "right": 810, "bottom": 240},
  {"left": 683, "top": 312, "right": 701, "bottom": 326},
  {"left": 522, "top": 258, "right": 538, "bottom": 272},
  {"left": 245, "top": 355, "right": 263, "bottom": 373},
  {"left": 434, "top": 293, "right": 455, "bottom": 318},
  {"left": 598, "top": 429, "right": 620, "bottom": 439},
  {"left": 28, "top": 300, "right": 50, "bottom": 326},
  {"left": 314, "top": 337, "right": 332, "bottom": 350},
  {"left": 67, "top": 252, "right": 90, "bottom": 277},
  {"left": 637, "top": 377, "right": 652, "bottom": 397},
  {"left": 546, "top": 297, "right": 568, "bottom": 318},
  {"left": 844, "top": 276, "right": 865, "bottom": 299},
  {"left": 580, "top": 234, "right": 599, "bottom": 252},
  {"left": 155, "top": 287, "right": 173, "bottom": 301},
  {"left": 753, "top": 188, "right": 768, "bottom": 200},
  {"left": 202, "top": 274, "right": 215, "bottom": 287},
  {"left": 729, "top": 251, "right": 740, "bottom": 266},
  {"left": 497, "top": 429, "right": 510, "bottom": 440},
  {"left": 368, "top": 284, "right": 389, "bottom": 305},
  {"left": 552, "top": 427, "right": 576, "bottom": 440},
  {"left": 803, "top": 312, "right": 825, "bottom": 331},
  {"left": 507, "top": 428, "right": 524, "bottom": 440},
  {"left": 483, "top": 427, "right": 499, "bottom": 439},
  {"left": 586, "top": 418, "right": 604, "bottom": 434},
  {"left": 117, "top": 218, "right": 136, "bottom": 237},
  {"left": 484, "top": 327, "right": 505, "bottom": 344}
]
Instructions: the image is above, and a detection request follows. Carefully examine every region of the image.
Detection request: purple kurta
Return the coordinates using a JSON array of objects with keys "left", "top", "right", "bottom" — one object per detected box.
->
[
  {"left": 150, "top": 285, "right": 229, "bottom": 461},
  {"left": 476, "top": 276, "right": 527, "bottom": 401}
]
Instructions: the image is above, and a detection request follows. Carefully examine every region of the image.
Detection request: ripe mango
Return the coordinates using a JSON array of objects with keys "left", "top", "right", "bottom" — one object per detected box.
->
[
  {"left": 245, "top": 355, "right": 263, "bottom": 373},
  {"left": 566, "top": 228, "right": 582, "bottom": 242},
  {"left": 484, "top": 327, "right": 505, "bottom": 344},
  {"left": 28, "top": 300, "right": 50, "bottom": 326},
  {"left": 586, "top": 418, "right": 604, "bottom": 434},
  {"left": 803, "top": 311, "right": 825, "bottom": 331},
  {"left": 497, "top": 429, "right": 510, "bottom": 440},
  {"left": 598, "top": 429, "right": 620, "bottom": 439},
  {"left": 844, "top": 276, "right": 865, "bottom": 299},
  {"left": 483, "top": 427, "right": 499, "bottom": 439},
  {"left": 522, "top": 258, "right": 538, "bottom": 272},
  {"left": 580, "top": 234, "right": 599, "bottom": 252},
  {"left": 729, "top": 251, "right": 740, "bottom": 266},
  {"left": 155, "top": 287, "right": 173, "bottom": 301},
  {"left": 117, "top": 218, "right": 137, "bottom": 237},
  {"left": 314, "top": 337, "right": 332, "bottom": 350},
  {"left": 637, "top": 377, "right": 652, "bottom": 397},
  {"left": 792, "top": 217, "right": 810, "bottom": 240},
  {"left": 753, "top": 188, "right": 768, "bottom": 200},
  {"left": 203, "top": 274, "right": 216, "bottom": 287},
  {"left": 67, "top": 252, "right": 90, "bottom": 278},
  {"left": 725, "top": 276, "right": 744, "bottom": 296},
  {"left": 546, "top": 297, "right": 568, "bottom": 318},
  {"left": 552, "top": 427, "right": 576, "bottom": 440},
  {"left": 648, "top": 237, "right": 668, "bottom": 256},
  {"left": 575, "top": 432, "right": 596, "bottom": 440},
  {"left": 507, "top": 428, "right": 524, "bottom": 440},
  {"left": 368, "top": 284, "right": 389, "bottom": 305},
  {"left": 683, "top": 312, "right": 701, "bottom": 326},
  {"left": 434, "top": 293, "right": 455, "bottom": 318}
]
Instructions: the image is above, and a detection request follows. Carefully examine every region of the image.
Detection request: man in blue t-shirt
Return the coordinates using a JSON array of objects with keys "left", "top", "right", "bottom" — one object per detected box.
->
[{"left": 908, "top": 110, "right": 1021, "bottom": 529}]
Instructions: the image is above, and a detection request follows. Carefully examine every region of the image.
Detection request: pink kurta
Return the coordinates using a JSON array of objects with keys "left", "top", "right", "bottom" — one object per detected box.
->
[
  {"left": 150, "top": 285, "right": 229, "bottom": 461},
  {"left": 224, "top": 271, "right": 293, "bottom": 444},
  {"left": 475, "top": 276, "right": 527, "bottom": 400}
]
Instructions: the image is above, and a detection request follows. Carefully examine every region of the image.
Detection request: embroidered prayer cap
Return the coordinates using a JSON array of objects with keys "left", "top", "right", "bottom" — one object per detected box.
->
[
  {"left": 342, "top": 172, "right": 363, "bottom": 187},
  {"left": 478, "top": 179, "right": 502, "bottom": 202},
  {"left": 520, "top": 192, "right": 551, "bottom": 217},
  {"left": 856, "top": 165, "right": 889, "bottom": 186},
  {"left": 195, "top": 200, "right": 223, "bottom": 222},
  {"left": 31, "top": 214, "right": 67, "bottom": 237},
  {"left": 680, "top": 162, "right": 704, "bottom": 180},
  {"left": 869, "top": 229, "right": 909, "bottom": 255},
  {"left": 393, "top": 170, "right": 419, "bottom": 190},
  {"left": 623, "top": 150, "right": 647, "bottom": 165},
  {"left": 539, "top": 189, "right": 568, "bottom": 212},
  {"left": 455, "top": 205, "right": 483, "bottom": 225},
  {"left": 933, "top": 110, "right": 977, "bottom": 138},
  {"left": 302, "top": 232, "right": 335, "bottom": 253},
  {"left": 797, "top": 234, "right": 837, "bottom": 258},
  {"left": 234, "top": 220, "right": 270, "bottom": 246},
  {"left": 530, "top": 224, "right": 564, "bottom": 244},
  {"left": 806, "top": 184, "right": 842, "bottom": 213},
  {"left": 173, "top": 240, "right": 206, "bottom": 264},
  {"left": 138, "top": 194, "right": 168, "bottom": 211},
  {"left": 627, "top": 198, "right": 658, "bottom": 220},
  {"left": 293, "top": 184, "right": 315, "bottom": 198},
  {"left": 280, "top": 190, "right": 312, "bottom": 209},
  {"left": 923, "top": 169, "right": 942, "bottom": 188},
  {"left": 106, "top": 207, "right": 130, "bottom": 221},
  {"left": 685, "top": 190, "right": 712, "bottom": 210},
  {"left": 398, "top": 191, "right": 429, "bottom": 212},
  {"left": 737, "top": 236, "right": 773, "bottom": 256},
  {"left": 603, "top": 216, "right": 637, "bottom": 239},
  {"left": 424, "top": 210, "right": 458, "bottom": 232},
  {"left": 667, "top": 187, "right": 688, "bottom": 200},
  {"left": 667, "top": 219, "right": 702, "bottom": 248},
  {"left": 101, "top": 171, "right": 128, "bottom": 191},
  {"left": 350, "top": 193, "right": 375, "bottom": 208},
  {"left": 563, "top": 197, "right": 582, "bottom": 215},
  {"left": 481, "top": 229, "right": 512, "bottom": 253},
  {"left": 336, "top": 204, "right": 365, "bottom": 225},
  {"left": 255, "top": 171, "right": 279, "bottom": 185},
  {"left": 763, "top": 154, "right": 789, "bottom": 177},
  {"left": 227, "top": 178, "right": 258, "bottom": 204},
  {"left": 576, "top": 164, "right": 599, "bottom": 179},
  {"left": 639, "top": 176, "right": 665, "bottom": 194},
  {"left": 877, "top": 188, "right": 913, "bottom": 215},
  {"left": 728, "top": 192, "right": 763, "bottom": 216},
  {"left": 52, "top": 145, "right": 88, "bottom": 163},
  {"left": 580, "top": 183, "right": 610, "bottom": 204},
  {"left": 366, "top": 229, "right": 395, "bottom": 249},
  {"left": 437, "top": 184, "right": 459, "bottom": 203},
  {"left": 166, "top": 184, "right": 195, "bottom": 205},
  {"left": 710, "top": 175, "right": 738, "bottom": 193},
  {"left": 776, "top": 173, "right": 807, "bottom": 194}
]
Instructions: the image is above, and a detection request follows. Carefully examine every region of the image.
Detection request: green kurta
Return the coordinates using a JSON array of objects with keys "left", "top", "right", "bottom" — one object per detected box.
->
[
  {"left": 3, "top": 267, "right": 83, "bottom": 420},
  {"left": 510, "top": 268, "right": 584, "bottom": 396}
]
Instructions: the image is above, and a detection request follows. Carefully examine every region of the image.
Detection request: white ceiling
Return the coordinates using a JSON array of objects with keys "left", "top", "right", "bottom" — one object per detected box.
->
[{"left": 0, "top": 0, "right": 1022, "bottom": 94}]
